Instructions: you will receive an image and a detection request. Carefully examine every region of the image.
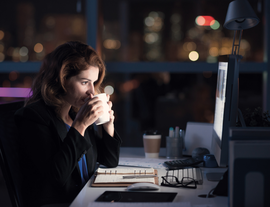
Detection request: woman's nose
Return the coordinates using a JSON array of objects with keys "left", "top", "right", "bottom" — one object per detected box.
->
[{"left": 86, "top": 84, "right": 95, "bottom": 96}]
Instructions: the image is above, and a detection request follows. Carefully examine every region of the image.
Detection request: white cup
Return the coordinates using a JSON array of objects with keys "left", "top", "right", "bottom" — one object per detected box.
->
[{"left": 94, "top": 93, "right": 110, "bottom": 125}]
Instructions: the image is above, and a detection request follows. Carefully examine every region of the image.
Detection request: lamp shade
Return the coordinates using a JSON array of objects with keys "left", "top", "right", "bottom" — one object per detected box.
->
[{"left": 224, "top": 0, "right": 260, "bottom": 30}]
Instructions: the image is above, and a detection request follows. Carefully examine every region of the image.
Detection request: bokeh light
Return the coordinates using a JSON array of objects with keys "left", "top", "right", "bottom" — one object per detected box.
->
[
  {"left": 103, "top": 39, "right": 121, "bottom": 49},
  {"left": 0, "top": 30, "right": 4, "bottom": 40},
  {"left": 195, "top": 16, "right": 215, "bottom": 26},
  {"left": 0, "top": 44, "right": 4, "bottom": 52},
  {"left": 144, "top": 33, "right": 159, "bottom": 44},
  {"left": 220, "top": 47, "right": 231, "bottom": 55},
  {"left": 12, "top": 48, "right": 20, "bottom": 62},
  {"left": 34, "top": 43, "right": 44, "bottom": 53},
  {"left": 9, "top": 71, "right": 19, "bottom": 81},
  {"left": 144, "top": 17, "right": 155, "bottom": 27},
  {"left": 0, "top": 53, "right": 5, "bottom": 62},
  {"left": 183, "top": 42, "right": 196, "bottom": 51},
  {"left": 210, "top": 20, "right": 220, "bottom": 30},
  {"left": 189, "top": 51, "right": 199, "bottom": 61},
  {"left": 209, "top": 47, "right": 219, "bottom": 56},
  {"left": 104, "top": 85, "right": 114, "bottom": 95},
  {"left": 19, "top": 46, "right": 29, "bottom": 56}
]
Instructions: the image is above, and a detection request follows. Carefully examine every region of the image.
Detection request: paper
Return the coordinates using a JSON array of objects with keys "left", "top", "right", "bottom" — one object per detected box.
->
[
  {"left": 119, "top": 157, "right": 168, "bottom": 169},
  {"left": 94, "top": 174, "right": 155, "bottom": 183},
  {"left": 92, "top": 167, "right": 158, "bottom": 186},
  {"left": 97, "top": 167, "right": 155, "bottom": 174}
]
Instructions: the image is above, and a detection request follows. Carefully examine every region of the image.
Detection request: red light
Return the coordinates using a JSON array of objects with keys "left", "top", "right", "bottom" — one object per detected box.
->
[{"left": 196, "top": 16, "right": 215, "bottom": 26}]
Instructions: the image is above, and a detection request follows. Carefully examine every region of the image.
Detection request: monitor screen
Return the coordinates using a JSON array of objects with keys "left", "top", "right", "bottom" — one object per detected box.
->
[
  {"left": 213, "top": 61, "right": 228, "bottom": 145},
  {"left": 211, "top": 55, "right": 240, "bottom": 167}
]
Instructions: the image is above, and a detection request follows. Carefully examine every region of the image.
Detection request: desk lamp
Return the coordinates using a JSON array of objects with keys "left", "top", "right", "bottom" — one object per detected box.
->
[
  {"left": 223, "top": 0, "right": 260, "bottom": 125},
  {"left": 222, "top": 1, "right": 260, "bottom": 205},
  {"left": 224, "top": 0, "right": 259, "bottom": 55},
  {"left": 210, "top": 0, "right": 260, "bottom": 194}
]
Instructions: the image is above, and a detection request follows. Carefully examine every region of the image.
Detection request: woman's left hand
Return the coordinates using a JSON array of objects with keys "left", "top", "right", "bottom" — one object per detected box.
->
[{"left": 103, "top": 94, "right": 115, "bottom": 137}]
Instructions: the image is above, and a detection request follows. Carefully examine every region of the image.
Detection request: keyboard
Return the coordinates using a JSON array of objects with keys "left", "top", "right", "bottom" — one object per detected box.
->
[
  {"left": 163, "top": 157, "right": 204, "bottom": 169},
  {"left": 164, "top": 167, "right": 203, "bottom": 185}
]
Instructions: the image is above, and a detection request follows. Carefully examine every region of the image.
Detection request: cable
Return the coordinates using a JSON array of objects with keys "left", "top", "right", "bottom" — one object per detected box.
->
[{"left": 206, "top": 188, "right": 216, "bottom": 198}]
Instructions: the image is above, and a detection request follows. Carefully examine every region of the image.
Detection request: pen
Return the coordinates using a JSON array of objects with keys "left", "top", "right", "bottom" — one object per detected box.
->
[
  {"left": 169, "top": 127, "right": 174, "bottom": 137},
  {"left": 122, "top": 175, "right": 157, "bottom": 179},
  {"left": 174, "top": 126, "right": 180, "bottom": 138}
]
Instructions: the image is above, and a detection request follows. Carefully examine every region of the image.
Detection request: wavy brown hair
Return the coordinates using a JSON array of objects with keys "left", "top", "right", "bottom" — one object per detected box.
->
[{"left": 25, "top": 41, "right": 106, "bottom": 115}]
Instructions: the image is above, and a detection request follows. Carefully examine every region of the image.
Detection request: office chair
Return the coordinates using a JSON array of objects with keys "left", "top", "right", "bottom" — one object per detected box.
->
[{"left": 0, "top": 101, "right": 24, "bottom": 207}]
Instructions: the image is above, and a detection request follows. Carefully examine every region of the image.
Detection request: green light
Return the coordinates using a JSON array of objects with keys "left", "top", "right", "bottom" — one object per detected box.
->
[{"left": 210, "top": 20, "right": 220, "bottom": 30}]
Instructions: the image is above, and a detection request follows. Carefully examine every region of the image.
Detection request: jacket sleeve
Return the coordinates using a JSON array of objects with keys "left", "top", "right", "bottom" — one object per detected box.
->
[
  {"left": 95, "top": 126, "right": 122, "bottom": 168},
  {"left": 15, "top": 106, "right": 91, "bottom": 187}
]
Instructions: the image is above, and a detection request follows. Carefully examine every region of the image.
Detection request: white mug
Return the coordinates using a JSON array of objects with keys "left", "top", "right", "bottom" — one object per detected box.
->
[{"left": 94, "top": 93, "right": 110, "bottom": 125}]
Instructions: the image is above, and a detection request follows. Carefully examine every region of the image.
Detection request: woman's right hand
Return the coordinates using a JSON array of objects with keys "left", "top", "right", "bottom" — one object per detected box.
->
[{"left": 72, "top": 94, "right": 104, "bottom": 136}]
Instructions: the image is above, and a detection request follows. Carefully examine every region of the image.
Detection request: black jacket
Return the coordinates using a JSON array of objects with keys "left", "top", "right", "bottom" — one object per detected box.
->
[{"left": 14, "top": 99, "right": 122, "bottom": 207}]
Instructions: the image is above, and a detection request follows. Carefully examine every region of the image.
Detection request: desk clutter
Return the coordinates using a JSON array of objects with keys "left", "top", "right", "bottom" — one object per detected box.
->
[
  {"left": 91, "top": 167, "right": 158, "bottom": 187},
  {"left": 161, "top": 167, "right": 203, "bottom": 189}
]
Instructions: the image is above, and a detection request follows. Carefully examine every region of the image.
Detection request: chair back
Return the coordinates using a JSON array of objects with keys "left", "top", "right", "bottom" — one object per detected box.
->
[{"left": 0, "top": 101, "right": 24, "bottom": 207}]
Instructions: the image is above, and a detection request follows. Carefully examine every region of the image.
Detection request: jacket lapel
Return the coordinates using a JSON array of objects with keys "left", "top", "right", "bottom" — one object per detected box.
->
[{"left": 53, "top": 117, "right": 68, "bottom": 142}]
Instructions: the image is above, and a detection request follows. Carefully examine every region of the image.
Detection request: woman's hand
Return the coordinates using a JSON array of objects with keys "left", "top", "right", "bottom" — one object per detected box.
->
[
  {"left": 102, "top": 94, "right": 115, "bottom": 137},
  {"left": 72, "top": 94, "right": 103, "bottom": 136}
]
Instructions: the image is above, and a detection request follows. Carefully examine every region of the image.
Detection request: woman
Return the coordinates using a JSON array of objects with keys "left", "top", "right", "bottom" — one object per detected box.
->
[{"left": 15, "top": 41, "right": 122, "bottom": 207}]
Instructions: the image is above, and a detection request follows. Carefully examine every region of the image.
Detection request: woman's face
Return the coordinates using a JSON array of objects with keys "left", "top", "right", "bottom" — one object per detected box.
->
[{"left": 63, "top": 65, "right": 99, "bottom": 108}]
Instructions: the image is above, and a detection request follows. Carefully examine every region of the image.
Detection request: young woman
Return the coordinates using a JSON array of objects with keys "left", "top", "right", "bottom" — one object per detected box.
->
[{"left": 15, "top": 41, "right": 122, "bottom": 207}]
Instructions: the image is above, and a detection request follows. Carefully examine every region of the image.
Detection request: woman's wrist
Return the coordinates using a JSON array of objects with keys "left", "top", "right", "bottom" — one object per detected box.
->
[
  {"left": 72, "top": 121, "right": 87, "bottom": 136},
  {"left": 103, "top": 124, "right": 114, "bottom": 137}
]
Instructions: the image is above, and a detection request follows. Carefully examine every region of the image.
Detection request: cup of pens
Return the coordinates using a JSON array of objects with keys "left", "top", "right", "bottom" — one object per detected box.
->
[
  {"left": 166, "top": 126, "right": 184, "bottom": 159},
  {"left": 143, "top": 130, "right": 161, "bottom": 158}
]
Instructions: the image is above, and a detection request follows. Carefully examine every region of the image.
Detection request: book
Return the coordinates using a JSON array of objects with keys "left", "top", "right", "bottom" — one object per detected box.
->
[{"left": 91, "top": 167, "right": 159, "bottom": 187}]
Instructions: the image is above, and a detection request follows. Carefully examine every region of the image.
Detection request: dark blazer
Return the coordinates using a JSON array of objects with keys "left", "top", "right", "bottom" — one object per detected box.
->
[{"left": 14, "top": 100, "right": 122, "bottom": 207}]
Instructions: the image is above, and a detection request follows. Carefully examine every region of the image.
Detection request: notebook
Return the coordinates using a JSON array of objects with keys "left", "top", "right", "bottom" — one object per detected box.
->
[{"left": 91, "top": 167, "right": 158, "bottom": 187}]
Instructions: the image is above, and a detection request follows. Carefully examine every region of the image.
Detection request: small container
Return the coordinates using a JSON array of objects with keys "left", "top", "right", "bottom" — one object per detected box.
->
[
  {"left": 179, "top": 129, "right": 185, "bottom": 151},
  {"left": 166, "top": 136, "right": 183, "bottom": 159}
]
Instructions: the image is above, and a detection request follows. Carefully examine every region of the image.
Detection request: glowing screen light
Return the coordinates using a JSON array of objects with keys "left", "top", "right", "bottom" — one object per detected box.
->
[{"left": 195, "top": 16, "right": 215, "bottom": 26}]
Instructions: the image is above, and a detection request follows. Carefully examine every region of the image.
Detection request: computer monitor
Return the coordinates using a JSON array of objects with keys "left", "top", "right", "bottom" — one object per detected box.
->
[{"left": 211, "top": 55, "right": 241, "bottom": 167}]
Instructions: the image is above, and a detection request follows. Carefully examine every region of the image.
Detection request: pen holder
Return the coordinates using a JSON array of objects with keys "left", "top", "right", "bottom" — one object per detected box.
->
[{"left": 166, "top": 136, "right": 183, "bottom": 159}]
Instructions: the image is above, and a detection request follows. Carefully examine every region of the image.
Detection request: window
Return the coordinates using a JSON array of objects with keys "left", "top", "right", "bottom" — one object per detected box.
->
[
  {"left": 101, "top": 0, "right": 264, "bottom": 62},
  {"left": 0, "top": 0, "right": 267, "bottom": 147},
  {"left": 0, "top": 0, "right": 86, "bottom": 62}
]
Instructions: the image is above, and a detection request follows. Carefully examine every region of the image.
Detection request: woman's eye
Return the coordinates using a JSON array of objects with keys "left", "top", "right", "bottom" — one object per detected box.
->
[{"left": 82, "top": 81, "right": 88, "bottom": 85}]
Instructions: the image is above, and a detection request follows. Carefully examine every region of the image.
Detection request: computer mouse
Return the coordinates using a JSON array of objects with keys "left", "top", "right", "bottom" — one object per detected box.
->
[
  {"left": 126, "top": 183, "right": 160, "bottom": 191},
  {"left": 192, "top": 147, "right": 210, "bottom": 160}
]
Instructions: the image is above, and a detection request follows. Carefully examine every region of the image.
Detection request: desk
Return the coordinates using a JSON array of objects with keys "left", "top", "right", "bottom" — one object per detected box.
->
[{"left": 70, "top": 147, "right": 228, "bottom": 207}]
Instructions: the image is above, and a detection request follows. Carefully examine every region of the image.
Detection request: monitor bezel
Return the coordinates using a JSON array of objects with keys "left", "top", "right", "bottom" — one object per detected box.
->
[{"left": 211, "top": 54, "right": 240, "bottom": 167}]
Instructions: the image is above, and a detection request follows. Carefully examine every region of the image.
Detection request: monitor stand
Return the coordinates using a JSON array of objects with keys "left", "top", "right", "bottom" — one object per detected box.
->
[
  {"left": 206, "top": 172, "right": 224, "bottom": 181},
  {"left": 212, "top": 170, "right": 228, "bottom": 196}
]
